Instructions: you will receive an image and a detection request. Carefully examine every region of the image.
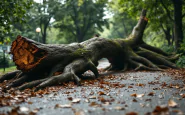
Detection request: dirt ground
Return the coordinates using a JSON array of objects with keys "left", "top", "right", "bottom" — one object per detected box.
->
[{"left": 0, "top": 59, "right": 185, "bottom": 115}]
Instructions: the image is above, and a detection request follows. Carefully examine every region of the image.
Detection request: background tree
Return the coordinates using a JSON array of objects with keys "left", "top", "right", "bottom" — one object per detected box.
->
[
  {"left": 108, "top": 0, "right": 185, "bottom": 51},
  {"left": 37, "top": 0, "right": 60, "bottom": 43},
  {"left": 54, "top": 0, "right": 109, "bottom": 43},
  {"left": 160, "top": 0, "right": 184, "bottom": 50},
  {"left": 0, "top": 0, "right": 33, "bottom": 43}
]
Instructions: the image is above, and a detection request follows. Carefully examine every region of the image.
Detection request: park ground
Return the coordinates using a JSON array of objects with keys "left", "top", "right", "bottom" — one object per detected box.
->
[{"left": 0, "top": 59, "right": 185, "bottom": 115}]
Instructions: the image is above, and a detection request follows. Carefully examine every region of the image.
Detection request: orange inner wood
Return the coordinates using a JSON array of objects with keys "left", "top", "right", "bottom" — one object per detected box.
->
[{"left": 11, "top": 35, "right": 47, "bottom": 72}]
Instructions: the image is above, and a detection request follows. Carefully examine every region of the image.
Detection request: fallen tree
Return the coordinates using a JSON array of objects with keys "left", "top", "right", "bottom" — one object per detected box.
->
[{"left": 0, "top": 10, "right": 179, "bottom": 91}]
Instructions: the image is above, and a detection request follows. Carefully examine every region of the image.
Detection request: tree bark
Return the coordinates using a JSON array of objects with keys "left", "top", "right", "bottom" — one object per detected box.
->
[
  {"left": 172, "top": 0, "right": 183, "bottom": 50},
  {"left": 0, "top": 10, "right": 179, "bottom": 91}
]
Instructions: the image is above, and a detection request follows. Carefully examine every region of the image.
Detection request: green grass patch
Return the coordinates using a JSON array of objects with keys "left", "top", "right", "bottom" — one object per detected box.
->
[{"left": 0, "top": 66, "right": 17, "bottom": 75}]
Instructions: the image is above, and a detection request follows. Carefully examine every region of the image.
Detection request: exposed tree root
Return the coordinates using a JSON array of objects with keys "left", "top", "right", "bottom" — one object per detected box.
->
[
  {"left": 0, "top": 9, "right": 179, "bottom": 91},
  {"left": 0, "top": 70, "right": 20, "bottom": 82}
]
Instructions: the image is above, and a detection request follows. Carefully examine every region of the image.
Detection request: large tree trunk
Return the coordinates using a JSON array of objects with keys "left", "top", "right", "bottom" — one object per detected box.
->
[{"left": 0, "top": 10, "right": 179, "bottom": 91}]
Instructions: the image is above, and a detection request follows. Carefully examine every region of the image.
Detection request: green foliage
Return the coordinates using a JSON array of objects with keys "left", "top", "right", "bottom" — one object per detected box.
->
[
  {"left": 54, "top": 0, "right": 109, "bottom": 42},
  {"left": 176, "top": 41, "right": 185, "bottom": 67},
  {"left": 161, "top": 45, "right": 175, "bottom": 54},
  {"left": 100, "top": 9, "right": 137, "bottom": 39},
  {"left": 0, "top": 0, "right": 33, "bottom": 42},
  {"left": 176, "top": 56, "right": 185, "bottom": 68},
  {"left": 179, "top": 40, "right": 185, "bottom": 53},
  {"left": 108, "top": 0, "right": 184, "bottom": 49}
]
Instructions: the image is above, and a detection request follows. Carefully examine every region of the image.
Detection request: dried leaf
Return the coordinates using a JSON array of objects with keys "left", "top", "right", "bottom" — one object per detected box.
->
[
  {"left": 85, "top": 99, "right": 90, "bottom": 103},
  {"left": 28, "top": 101, "right": 33, "bottom": 104},
  {"left": 130, "top": 93, "right": 137, "bottom": 97},
  {"left": 88, "top": 96, "right": 96, "bottom": 99},
  {"left": 98, "top": 91, "right": 106, "bottom": 95},
  {"left": 74, "top": 110, "right": 85, "bottom": 115},
  {"left": 72, "top": 98, "right": 81, "bottom": 103},
  {"left": 180, "top": 93, "right": 185, "bottom": 98},
  {"left": 132, "top": 99, "right": 137, "bottom": 102},
  {"left": 136, "top": 83, "right": 145, "bottom": 87},
  {"left": 68, "top": 97, "right": 73, "bottom": 101},
  {"left": 140, "top": 103, "right": 145, "bottom": 107},
  {"left": 172, "top": 110, "right": 183, "bottom": 114},
  {"left": 98, "top": 97, "right": 106, "bottom": 102},
  {"left": 148, "top": 92, "right": 155, "bottom": 96},
  {"left": 152, "top": 105, "right": 169, "bottom": 114},
  {"left": 89, "top": 102, "right": 101, "bottom": 107},
  {"left": 114, "top": 106, "right": 125, "bottom": 110},
  {"left": 19, "top": 106, "right": 29, "bottom": 112},
  {"left": 128, "top": 86, "right": 133, "bottom": 88},
  {"left": 32, "top": 108, "right": 40, "bottom": 113},
  {"left": 168, "top": 99, "right": 177, "bottom": 108},
  {"left": 55, "top": 104, "right": 72, "bottom": 108},
  {"left": 126, "top": 112, "right": 138, "bottom": 115}
]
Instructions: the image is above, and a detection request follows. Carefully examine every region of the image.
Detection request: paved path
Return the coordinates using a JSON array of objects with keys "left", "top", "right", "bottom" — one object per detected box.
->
[{"left": 0, "top": 59, "right": 185, "bottom": 115}]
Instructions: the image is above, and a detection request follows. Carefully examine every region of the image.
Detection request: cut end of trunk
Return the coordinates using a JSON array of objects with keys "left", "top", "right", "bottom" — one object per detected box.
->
[{"left": 10, "top": 35, "right": 47, "bottom": 72}]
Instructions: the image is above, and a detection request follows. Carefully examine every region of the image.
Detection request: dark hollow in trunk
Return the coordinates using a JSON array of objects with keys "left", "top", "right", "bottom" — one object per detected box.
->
[{"left": 0, "top": 10, "right": 179, "bottom": 91}]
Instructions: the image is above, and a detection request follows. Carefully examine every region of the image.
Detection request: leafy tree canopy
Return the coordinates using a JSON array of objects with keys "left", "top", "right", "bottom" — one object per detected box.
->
[
  {"left": 0, "top": 0, "right": 33, "bottom": 43},
  {"left": 54, "top": 0, "right": 109, "bottom": 43}
]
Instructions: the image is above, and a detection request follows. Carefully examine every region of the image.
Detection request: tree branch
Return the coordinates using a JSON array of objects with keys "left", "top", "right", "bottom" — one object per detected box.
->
[
  {"left": 159, "top": 21, "right": 166, "bottom": 34},
  {"left": 160, "top": 0, "right": 174, "bottom": 21}
]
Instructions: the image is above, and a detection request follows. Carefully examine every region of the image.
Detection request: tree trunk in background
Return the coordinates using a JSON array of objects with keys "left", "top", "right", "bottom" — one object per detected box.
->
[
  {"left": 172, "top": 0, "right": 183, "bottom": 50},
  {"left": 165, "top": 27, "right": 172, "bottom": 46},
  {"left": 42, "top": 29, "right": 47, "bottom": 44}
]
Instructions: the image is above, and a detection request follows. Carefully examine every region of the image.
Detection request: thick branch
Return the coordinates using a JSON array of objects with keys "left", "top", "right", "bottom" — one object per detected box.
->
[{"left": 127, "top": 9, "right": 148, "bottom": 46}]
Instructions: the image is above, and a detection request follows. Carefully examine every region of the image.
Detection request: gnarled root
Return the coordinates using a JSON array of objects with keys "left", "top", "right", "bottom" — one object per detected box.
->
[
  {"left": 1, "top": 58, "right": 98, "bottom": 91},
  {"left": 0, "top": 70, "right": 21, "bottom": 82}
]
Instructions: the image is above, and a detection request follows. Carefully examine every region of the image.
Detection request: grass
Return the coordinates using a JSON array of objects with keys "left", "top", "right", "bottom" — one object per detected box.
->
[{"left": 0, "top": 66, "right": 17, "bottom": 75}]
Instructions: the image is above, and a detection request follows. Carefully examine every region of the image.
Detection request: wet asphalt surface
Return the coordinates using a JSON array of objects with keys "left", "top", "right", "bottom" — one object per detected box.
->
[{"left": 0, "top": 59, "right": 185, "bottom": 115}]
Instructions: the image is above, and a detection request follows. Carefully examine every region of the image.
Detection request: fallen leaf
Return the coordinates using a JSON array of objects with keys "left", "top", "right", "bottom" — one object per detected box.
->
[
  {"left": 98, "top": 97, "right": 106, "bottom": 102},
  {"left": 88, "top": 96, "right": 96, "bottom": 99},
  {"left": 148, "top": 92, "right": 155, "bottom": 96},
  {"left": 137, "top": 94, "right": 144, "bottom": 98},
  {"left": 128, "top": 86, "right": 133, "bottom": 88},
  {"left": 130, "top": 93, "right": 137, "bottom": 97},
  {"left": 136, "top": 83, "right": 145, "bottom": 87},
  {"left": 152, "top": 105, "right": 169, "bottom": 114},
  {"left": 130, "top": 93, "right": 144, "bottom": 98},
  {"left": 89, "top": 102, "right": 101, "bottom": 107},
  {"left": 19, "top": 106, "right": 29, "bottom": 112},
  {"left": 28, "top": 101, "right": 33, "bottom": 104},
  {"left": 68, "top": 97, "right": 73, "bottom": 101},
  {"left": 114, "top": 106, "right": 125, "bottom": 110},
  {"left": 145, "top": 99, "right": 151, "bottom": 101},
  {"left": 98, "top": 91, "right": 106, "bottom": 95},
  {"left": 74, "top": 110, "right": 85, "bottom": 115},
  {"left": 172, "top": 109, "right": 183, "bottom": 114},
  {"left": 140, "top": 103, "right": 145, "bottom": 107},
  {"left": 126, "top": 112, "right": 138, "bottom": 115},
  {"left": 55, "top": 104, "right": 72, "bottom": 108},
  {"left": 85, "top": 99, "right": 90, "bottom": 103},
  {"left": 180, "top": 93, "right": 185, "bottom": 98},
  {"left": 32, "top": 108, "right": 40, "bottom": 113},
  {"left": 72, "top": 98, "right": 81, "bottom": 103},
  {"left": 168, "top": 99, "right": 177, "bottom": 108},
  {"left": 132, "top": 99, "right": 137, "bottom": 102}
]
